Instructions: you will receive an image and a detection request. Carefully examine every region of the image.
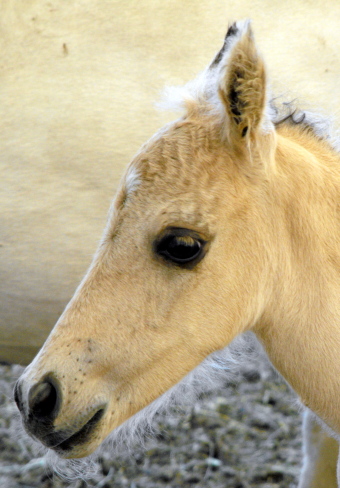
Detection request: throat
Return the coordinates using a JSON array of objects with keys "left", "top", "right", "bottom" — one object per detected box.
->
[{"left": 254, "top": 312, "right": 340, "bottom": 434}]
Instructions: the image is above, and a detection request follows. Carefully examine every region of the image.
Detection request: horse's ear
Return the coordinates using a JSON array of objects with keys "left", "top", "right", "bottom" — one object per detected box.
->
[{"left": 214, "top": 21, "right": 270, "bottom": 150}]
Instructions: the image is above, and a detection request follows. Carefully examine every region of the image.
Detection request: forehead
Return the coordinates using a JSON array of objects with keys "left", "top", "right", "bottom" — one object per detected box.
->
[
  {"left": 123, "top": 117, "right": 228, "bottom": 232},
  {"left": 129, "top": 118, "right": 227, "bottom": 195}
]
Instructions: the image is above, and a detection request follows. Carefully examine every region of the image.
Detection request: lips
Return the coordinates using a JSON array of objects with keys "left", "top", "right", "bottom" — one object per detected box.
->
[
  {"left": 29, "top": 408, "right": 105, "bottom": 453},
  {"left": 55, "top": 408, "right": 105, "bottom": 453}
]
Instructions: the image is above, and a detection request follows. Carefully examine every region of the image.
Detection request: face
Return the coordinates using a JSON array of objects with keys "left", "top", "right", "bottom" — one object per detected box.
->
[{"left": 15, "top": 21, "right": 274, "bottom": 458}]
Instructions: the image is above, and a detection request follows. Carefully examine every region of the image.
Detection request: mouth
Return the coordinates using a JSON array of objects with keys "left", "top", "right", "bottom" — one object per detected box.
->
[
  {"left": 38, "top": 408, "right": 106, "bottom": 454},
  {"left": 56, "top": 408, "right": 105, "bottom": 453}
]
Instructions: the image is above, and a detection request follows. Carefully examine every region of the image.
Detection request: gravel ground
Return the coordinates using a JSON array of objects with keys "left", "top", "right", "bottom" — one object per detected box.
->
[{"left": 0, "top": 344, "right": 302, "bottom": 488}]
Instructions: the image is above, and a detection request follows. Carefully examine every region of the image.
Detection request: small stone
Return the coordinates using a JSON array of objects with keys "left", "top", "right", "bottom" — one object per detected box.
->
[{"left": 205, "top": 457, "right": 222, "bottom": 468}]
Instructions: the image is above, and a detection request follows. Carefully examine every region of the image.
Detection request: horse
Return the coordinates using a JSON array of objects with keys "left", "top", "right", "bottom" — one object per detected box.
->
[{"left": 13, "top": 20, "right": 340, "bottom": 487}]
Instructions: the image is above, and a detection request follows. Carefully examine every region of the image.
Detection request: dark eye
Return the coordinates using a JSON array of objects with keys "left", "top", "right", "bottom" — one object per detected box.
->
[{"left": 154, "top": 228, "right": 207, "bottom": 268}]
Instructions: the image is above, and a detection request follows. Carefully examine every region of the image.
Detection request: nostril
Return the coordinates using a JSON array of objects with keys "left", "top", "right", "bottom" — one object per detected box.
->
[
  {"left": 28, "top": 377, "right": 61, "bottom": 420},
  {"left": 14, "top": 380, "right": 24, "bottom": 413}
]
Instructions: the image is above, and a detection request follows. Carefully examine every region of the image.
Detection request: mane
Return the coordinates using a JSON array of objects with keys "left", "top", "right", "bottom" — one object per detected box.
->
[{"left": 271, "top": 98, "right": 340, "bottom": 150}]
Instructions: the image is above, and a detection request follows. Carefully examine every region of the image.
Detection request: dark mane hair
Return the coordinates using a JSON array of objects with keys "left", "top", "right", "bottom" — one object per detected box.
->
[
  {"left": 271, "top": 99, "right": 307, "bottom": 127},
  {"left": 270, "top": 99, "right": 338, "bottom": 152}
]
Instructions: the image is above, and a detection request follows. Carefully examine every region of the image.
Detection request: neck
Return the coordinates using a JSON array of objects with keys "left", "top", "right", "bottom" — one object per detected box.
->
[{"left": 255, "top": 124, "right": 340, "bottom": 433}]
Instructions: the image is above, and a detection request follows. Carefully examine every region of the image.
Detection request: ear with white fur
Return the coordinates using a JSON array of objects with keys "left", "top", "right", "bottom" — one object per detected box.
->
[{"left": 214, "top": 21, "right": 272, "bottom": 153}]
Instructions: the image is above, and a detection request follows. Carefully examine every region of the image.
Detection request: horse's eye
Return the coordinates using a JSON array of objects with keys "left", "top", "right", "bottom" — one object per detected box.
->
[{"left": 154, "top": 228, "right": 207, "bottom": 268}]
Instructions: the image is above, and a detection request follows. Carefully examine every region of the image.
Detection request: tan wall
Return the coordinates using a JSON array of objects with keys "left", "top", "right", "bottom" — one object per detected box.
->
[{"left": 1, "top": 0, "right": 340, "bottom": 364}]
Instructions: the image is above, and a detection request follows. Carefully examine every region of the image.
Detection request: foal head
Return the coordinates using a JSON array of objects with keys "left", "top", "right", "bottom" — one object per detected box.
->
[{"left": 16, "top": 21, "right": 278, "bottom": 458}]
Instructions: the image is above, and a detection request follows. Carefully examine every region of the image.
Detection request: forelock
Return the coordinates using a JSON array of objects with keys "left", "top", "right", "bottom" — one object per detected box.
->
[{"left": 125, "top": 164, "right": 141, "bottom": 197}]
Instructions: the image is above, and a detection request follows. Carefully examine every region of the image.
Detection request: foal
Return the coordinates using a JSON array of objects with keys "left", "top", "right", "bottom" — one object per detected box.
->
[{"left": 15, "top": 21, "right": 340, "bottom": 487}]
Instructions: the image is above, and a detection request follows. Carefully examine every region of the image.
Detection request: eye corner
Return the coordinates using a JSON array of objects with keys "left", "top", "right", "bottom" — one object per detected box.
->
[{"left": 153, "top": 226, "right": 209, "bottom": 269}]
